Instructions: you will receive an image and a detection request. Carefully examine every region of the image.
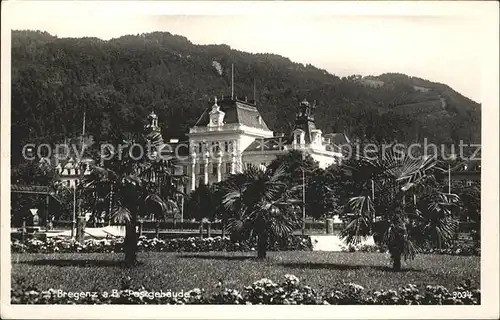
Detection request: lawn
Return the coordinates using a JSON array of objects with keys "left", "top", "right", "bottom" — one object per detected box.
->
[{"left": 11, "top": 251, "right": 480, "bottom": 294}]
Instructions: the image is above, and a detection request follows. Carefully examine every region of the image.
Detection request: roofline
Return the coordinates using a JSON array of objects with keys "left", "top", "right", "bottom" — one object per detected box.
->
[{"left": 188, "top": 124, "right": 273, "bottom": 138}]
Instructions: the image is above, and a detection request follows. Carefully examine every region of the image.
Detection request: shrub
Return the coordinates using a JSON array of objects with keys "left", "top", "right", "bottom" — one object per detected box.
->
[
  {"left": 11, "top": 275, "right": 480, "bottom": 305},
  {"left": 419, "top": 243, "right": 479, "bottom": 256},
  {"left": 340, "top": 242, "right": 479, "bottom": 256},
  {"left": 11, "top": 235, "right": 313, "bottom": 254},
  {"left": 340, "top": 243, "right": 386, "bottom": 253}
]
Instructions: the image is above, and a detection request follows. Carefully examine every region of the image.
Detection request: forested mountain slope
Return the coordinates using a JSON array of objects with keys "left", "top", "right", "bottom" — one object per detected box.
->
[{"left": 11, "top": 30, "right": 481, "bottom": 164}]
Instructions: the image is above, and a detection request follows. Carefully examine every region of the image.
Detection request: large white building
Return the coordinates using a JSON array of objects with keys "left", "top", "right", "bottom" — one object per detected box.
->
[{"left": 149, "top": 96, "right": 348, "bottom": 193}]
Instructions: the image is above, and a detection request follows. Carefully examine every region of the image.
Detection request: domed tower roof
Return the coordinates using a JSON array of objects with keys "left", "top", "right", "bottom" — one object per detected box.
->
[
  {"left": 293, "top": 98, "right": 317, "bottom": 144},
  {"left": 148, "top": 111, "right": 158, "bottom": 120},
  {"left": 144, "top": 110, "right": 162, "bottom": 141}
]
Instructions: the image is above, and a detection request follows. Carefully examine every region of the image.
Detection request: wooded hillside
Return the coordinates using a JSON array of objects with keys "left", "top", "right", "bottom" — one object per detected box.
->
[{"left": 11, "top": 30, "right": 481, "bottom": 164}]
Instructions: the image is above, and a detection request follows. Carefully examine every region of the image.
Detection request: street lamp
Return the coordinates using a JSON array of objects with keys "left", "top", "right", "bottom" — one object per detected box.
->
[{"left": 301, "top": 168, "right": 306, "bottom": 235}]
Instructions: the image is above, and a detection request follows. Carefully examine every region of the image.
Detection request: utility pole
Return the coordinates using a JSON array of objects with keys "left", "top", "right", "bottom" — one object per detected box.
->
[
  {"left": 71, "top": 185, "right": 76, "bottom": 238},
  {"left": 448, "top": 162, "right": 451, "bottom": 194},
  {"left": 180, "top": 195, "right": 184, "bottom": 224},
  {"left": 371, "top": 179, "right": 375, "bottom": 200},
  {"left": 231, "top": 64, "right": 234, "bottom": 100},
  {"left": 253, "top": 78, "right": 256, "bottom": 104},
  {"left": 76, "top": 110, "right": 86, "bottom": 239},
  {"left": 80, "top": 110, "right": 86, "bottom": 158},
  {"left": 108, "top": 184, "right": 113, "bottom": 226},
  {"left": 448, "top": 154, "right": 456, "bottom": 194},
  {"left": 45, "top": 194, "right": 50, "bottom": 231}
]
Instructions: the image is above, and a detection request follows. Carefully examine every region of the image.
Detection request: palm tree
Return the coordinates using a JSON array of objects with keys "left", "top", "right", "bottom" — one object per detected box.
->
[
  {"left": 185, "top": 182, "right": 217, "bottom": 222},
  {"left": 139, "top": 156, "right": 186, "bottom": 223},
  {"left": 340, "top": 147, "right": 459, "bottom": 271},
  {"left": 220, "top": 164, "right": 300, "bottom": 259},
  {"left": 83, "top": 133, "right": 179, "bottom": 266}
]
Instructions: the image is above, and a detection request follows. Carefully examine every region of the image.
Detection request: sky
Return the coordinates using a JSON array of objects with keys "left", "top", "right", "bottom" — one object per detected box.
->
[{"left": 3, "top": 1, "right": 495, "bottom": 103}]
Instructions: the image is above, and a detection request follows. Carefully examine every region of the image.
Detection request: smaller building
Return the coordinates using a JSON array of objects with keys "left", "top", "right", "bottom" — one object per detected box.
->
[
  {"left": 54, "top": 136, "right": 95, "bottom": 188},
  {"left": 242, "top": 99, "right": 346, "bottom": 171},
  {"left": 55, "top": 157, "right": 93, "bottom": 189},
  {"left": 451, "top": 159, "right": 481, "bottom": 186}
]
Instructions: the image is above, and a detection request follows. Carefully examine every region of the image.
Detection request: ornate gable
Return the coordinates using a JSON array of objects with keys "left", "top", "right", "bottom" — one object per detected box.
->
[{"left": 208, "top": 97, "right": 225, "bottom": 127}]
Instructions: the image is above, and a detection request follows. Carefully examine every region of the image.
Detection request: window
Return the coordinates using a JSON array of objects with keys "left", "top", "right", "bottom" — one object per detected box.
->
[
  {"left": 224, "top": 141, "right": 230, "bottom": 152},
  {"left": 225, "top": 162, "right": 232, "bottom": 173},
  {"left": 182, "top": 166, "right": 187, "bottom": 175},
  {"left": 212, "top": 163, "right": 218, "bottom": 175},
  {"left": 209, "top": 141, "right": 220, "bottom": 153},
  {"left": 199, "top": 165, "right": 205, "bottom": 175},
  {"left": 198, "top": 143, "right": 203, "bottom": 153}
]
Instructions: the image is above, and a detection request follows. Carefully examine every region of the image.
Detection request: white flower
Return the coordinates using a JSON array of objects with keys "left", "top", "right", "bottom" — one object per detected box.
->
[
  {"left": 253, "top": 278, "right": 276, "bottom": 287},
  {"left": 284, "top": 274, "right": 300, "bottom": 284},
  {"left": 348, "top": 283, "right": 364, "bottom": 292}
]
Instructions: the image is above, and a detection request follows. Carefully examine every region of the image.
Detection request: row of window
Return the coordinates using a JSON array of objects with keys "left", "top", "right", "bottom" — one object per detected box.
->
[
  {"left": 245, "top": 162, "right": 268, "bottom": 169},
  {"left": 193, "top": 141, "right": 235, "bottom": 154},
  {"left": 195, "top": 162, "right": 233, "bottom": 175},
  {"left": 196, "top": 162, "right": 268, "bottom": 175},
  {"left": 181, "top": 161, "right": 268, "bottom": 176}
]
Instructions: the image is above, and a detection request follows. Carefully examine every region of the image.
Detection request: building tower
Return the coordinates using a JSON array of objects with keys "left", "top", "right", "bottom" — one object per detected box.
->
[
  {"left": 145, "top": 111, "right": 161, "bottom": 134},
  {"left": 292, "top": 99, "right": 318, "bottom": 145},
  {"left": 144, "top": 111, "right": 164, "bottom": 147}
]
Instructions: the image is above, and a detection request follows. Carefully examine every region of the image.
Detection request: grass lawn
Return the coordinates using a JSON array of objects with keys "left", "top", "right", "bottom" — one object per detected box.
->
[{"left": 11, "top": 251, "right": 480, "bottom": 294}]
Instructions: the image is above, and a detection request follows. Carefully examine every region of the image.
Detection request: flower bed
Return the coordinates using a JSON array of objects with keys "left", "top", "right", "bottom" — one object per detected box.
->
[
  {"left": 340, "top": 243, "right": 479, "bottom": 256},
  {"left": 11, "top": 235, "right": 313, "bottom": 254},
  {"left": 11, "top": 274, "right": 480, "bottom": 305},
  {"left": 420, "top": 245, "right": 479, "bottom": 256}
]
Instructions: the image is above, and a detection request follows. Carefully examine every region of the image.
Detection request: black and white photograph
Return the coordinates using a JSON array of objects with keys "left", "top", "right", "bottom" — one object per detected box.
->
[{"left": 1, "top": 1, "right": 498, "bottom": 319}]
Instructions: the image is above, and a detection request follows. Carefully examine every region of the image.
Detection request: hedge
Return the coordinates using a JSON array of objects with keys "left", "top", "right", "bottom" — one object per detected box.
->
[{"left": 11, "top": 235, "right": 313, "bottom": 254}]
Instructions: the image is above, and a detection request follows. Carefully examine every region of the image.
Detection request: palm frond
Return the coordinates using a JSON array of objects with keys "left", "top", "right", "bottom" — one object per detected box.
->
[{"left": 110, "top": 206, "right": 132, "bottom": 224}]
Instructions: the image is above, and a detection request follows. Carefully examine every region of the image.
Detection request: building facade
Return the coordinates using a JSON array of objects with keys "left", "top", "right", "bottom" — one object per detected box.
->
[
  {"left": 150, "top": 96, "right": 347, "bottom": 193},
  {"left": 56, "top": 96, "right": 348, "bottom": 193}
]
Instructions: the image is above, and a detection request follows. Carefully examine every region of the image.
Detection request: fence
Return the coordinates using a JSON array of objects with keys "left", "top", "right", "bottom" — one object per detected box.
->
[
  {"left": 13, "top": 219, "right": 478, "bottom": 243},
  {"left": 49, "top": 220, "right": 340, "bottom": 231}
]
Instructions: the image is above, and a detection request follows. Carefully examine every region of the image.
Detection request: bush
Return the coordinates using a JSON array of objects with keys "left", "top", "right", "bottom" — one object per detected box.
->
[
  {"left": 340, "top": 243, "right": 479, "bottom": 256},
  {"left": 11, "top": 235, "right": 313, "bottom": 254},
  {"left": 11, "top": 275, "right": 480, "bottom": 305},
  {"left": 340, "top": 243, "right": 385, "bottom": 253},
  {"left": 420, "top": 245, "right": 479, "bottom": 256}
]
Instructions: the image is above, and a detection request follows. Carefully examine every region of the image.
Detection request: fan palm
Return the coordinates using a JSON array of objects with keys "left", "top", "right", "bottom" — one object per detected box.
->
[
  {"left": 340, "top": 146, "right": 459, "bottom": 271},
  {"left": 185, "top": 182, "right": 218, "bottom": 222},
  {"left": 82, "top": 133, "right": 180, "bottom": 265},
  {"left": 220, "top": 164, "right": 300, "bottom": 259}
]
